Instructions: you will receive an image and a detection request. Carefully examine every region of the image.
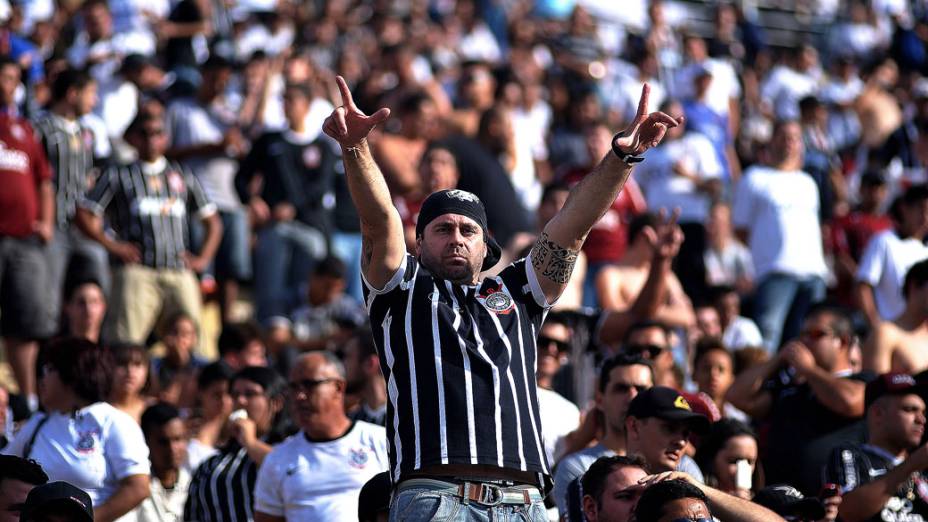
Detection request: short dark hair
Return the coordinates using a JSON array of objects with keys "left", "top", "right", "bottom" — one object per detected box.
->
[
  {"left": 581, "top": 455, "right": 648, "bottom": 509},
  {"left": 628, "top": 213, "right": 659, "bottom": 245},
  {"left": 633, "top": 479, "right": 710, "bottom": 522},
  {"left": 693, "top": 337, "right": 731, "bottom": 370},
  {"left": 63, "top": 277, "right": 103, "bottom": 304},
  {"left": 771, "top": 119, "right": 799, "bottom": 139},
  {"left": 197, "top": 361, "right": 234, "bottom": 390},
  {"left": 706, "top": 284, "right": 737, "bottom": 304},
  {"left": 312, "top": 256, "right": 347, "bottom": 280},
  {"left": 904, "top": 259, "right": 928, "bottom": 298},
  {"left": 598, "top": 353, "right": 653, "bottom": 393},
  {"left": 42, "top": 338, "right": 113, "bottom": 404},
  {"left": 109, "top": 342, "right": 151, "bottom": 393},
  {"left": 804, "top": 303, "right": 853, "bottom": 343},
  {"left": 694, "top": 418, "right": 757, "bottom": 482},
  {"left": 540, "top": 181, "right": 570, "bottom": 206},
  {"left": 0, "top": 455, "right": 48, "bottom": 487},
  {"left": 218, "top": 322, "right": 263, "bottom": 357},
  {"left": 140, "top": 402, "right": 181, "bottom": 438},
  {"left": 283, "top": 82, "right": 312, "bottom": 99},
  {"left": 50, "top": 68, "right": 94, "bottom": 102},
  {"left": 623, "top": 320, "right": 672, "bottom": 346}
]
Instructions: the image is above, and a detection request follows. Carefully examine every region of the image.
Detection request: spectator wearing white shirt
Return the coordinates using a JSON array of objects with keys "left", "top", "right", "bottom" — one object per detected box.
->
[
  {"left": 760, "top": 45, "right": 822, "bottom": 121},
  {"left": 3, "top": 338, "right": 151, "bottom": 522},
  {"left": 855, "top": 184, "right": 928, "bottom": 325},
  {"left": 732, "top": 121, "right": 828, "bottom": 353},
  {"left": 674, "top": 35, "right": 741, "bottom": 125},
  {"left": 132, "top": 403, "right": 190, "bottom": 522},
  {"left": 254, "top": 352, "right": 389, "bottom": 522},
  {"left": 704, "top": 202, "right": 754, "bottom": 295},
  {"left": 710, "top": 285, "right": 763, "bottom": 351},
  {"left": 535, "top": 317, "right": 581, "bottom": 467}
]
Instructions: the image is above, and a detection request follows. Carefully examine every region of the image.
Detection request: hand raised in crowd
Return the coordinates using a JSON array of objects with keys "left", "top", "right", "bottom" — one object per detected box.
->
[
  {"left": 780, "top": 341, "right": 817, "bottom": 375},
  {"left": 322, "top": 76, "right": 391, "bottom": 147},
  {"left": 613, "top": 84, "right": 683, "bottom": 157},
  {"left": 644, "top": 208, "right": 684, "bottom": 261}
]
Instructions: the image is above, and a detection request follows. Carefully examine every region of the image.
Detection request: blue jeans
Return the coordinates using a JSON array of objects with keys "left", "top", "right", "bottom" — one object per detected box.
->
[
  {"left": 253, "top": 221, "right": 328, "bottom": 325},
  {"left": 752, "top": 273, "right": 827, "bottom": 353},
  {"left": 331, "top": 231, "right": 363, "bottom": 304},
  {"left": 390, "top": 481, "right": 547, "bottom": 522}
]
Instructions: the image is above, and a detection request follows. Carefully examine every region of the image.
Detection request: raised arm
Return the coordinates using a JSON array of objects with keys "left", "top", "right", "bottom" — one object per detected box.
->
[
  {"left": 531, "top": 84, "right": 682, "bottom": 303},
  {"left": 322, "top": 76, "right": 405, "bottom": 290}
]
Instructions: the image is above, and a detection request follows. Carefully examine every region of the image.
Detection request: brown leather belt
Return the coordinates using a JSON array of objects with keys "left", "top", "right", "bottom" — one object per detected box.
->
[{"left": 396, "top": 478, "right": 543, "bottom": 506}]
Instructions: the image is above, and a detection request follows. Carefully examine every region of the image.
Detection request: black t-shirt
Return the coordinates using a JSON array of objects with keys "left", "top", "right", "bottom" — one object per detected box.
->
[
  {"left": 762, "top": 368, "right": 875, "bottom": 494},
  {"left": 824, "top": 443, "right": 928, "bottom": 522},
  {"left": 165, "top": 0, "right": 203, "bottom": 70}
]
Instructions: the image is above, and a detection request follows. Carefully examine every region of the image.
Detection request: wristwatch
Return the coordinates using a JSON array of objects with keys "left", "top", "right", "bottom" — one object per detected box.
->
[{"left": 612, "top": 132, "right": 644, "bottom": 165}]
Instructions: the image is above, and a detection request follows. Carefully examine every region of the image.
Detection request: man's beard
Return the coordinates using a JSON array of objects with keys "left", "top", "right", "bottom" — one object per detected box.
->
[{"left": 419, "top": 247, "right": 481, "bottom": 284}]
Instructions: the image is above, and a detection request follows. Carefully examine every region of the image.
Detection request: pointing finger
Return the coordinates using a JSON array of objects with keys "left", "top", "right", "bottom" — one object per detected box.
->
[
  {"left": 635, "top": 83, "right": 651, "bottom": 123},
  {"left": 335, "top": 75, "right": 356, "bottom": 110}
]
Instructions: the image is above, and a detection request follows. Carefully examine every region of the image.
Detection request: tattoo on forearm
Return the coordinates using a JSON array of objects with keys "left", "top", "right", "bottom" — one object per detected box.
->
[{"left": 531, "top": 232, "right": 578, "bottom": 285}]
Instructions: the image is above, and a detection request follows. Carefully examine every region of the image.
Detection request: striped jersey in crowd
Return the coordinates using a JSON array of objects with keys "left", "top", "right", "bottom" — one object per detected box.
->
[
  {"left": 184, "top": 444, "right": 256, "bottom": 522},
  {"left": 362, "top": 254, "right": 552, "bottom": 486},
  {"left": 79, "top": 157, "right": 216, "bottom": 269},
  {"left": 32, "top": 112, "right": 95, "bottom": 229}
]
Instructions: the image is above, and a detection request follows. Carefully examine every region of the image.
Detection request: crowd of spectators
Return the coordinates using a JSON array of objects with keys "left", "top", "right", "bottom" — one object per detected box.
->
[{"left": 6, "top": 0, "right": 928, "bottom": 520}]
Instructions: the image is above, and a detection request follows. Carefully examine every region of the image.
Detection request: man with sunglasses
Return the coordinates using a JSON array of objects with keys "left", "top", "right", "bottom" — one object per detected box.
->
[
  {"left": 727, "top": 304, "right": 872, "bottom": 494},
  {"left": 254, "top": 352, "right": 388, "bottom": 522},
  {"left": 536, "top": 316, "right": 581, "bottom": 465},
  {"left": 623, "top": 321, "right": 678, "bottom": 387}
]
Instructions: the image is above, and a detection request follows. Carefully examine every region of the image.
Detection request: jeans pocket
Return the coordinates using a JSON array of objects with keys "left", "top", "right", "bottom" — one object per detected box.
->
[{"left": 391, "top": 490, "right": 462, "bottom": 522}]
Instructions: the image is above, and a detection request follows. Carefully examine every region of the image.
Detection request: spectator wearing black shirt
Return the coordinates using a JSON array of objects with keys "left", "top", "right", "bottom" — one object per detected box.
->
[
  {"left": 343, "top": 326, "right": 387, "bottom": 427},
  {"left": 236, "top": 82, "right": 337, "bottom": 326},
  {"left": 824, "top": 373, "right": 928, "bottom": 522},
  {"left": 727, "top": 304, "right": 872, "bottom": 494}
]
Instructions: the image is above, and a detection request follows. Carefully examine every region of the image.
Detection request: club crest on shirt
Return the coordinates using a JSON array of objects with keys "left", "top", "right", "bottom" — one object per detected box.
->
[
  {"left": 167, "top": 170, "right": 185, "bottom": 193},
  {"left": 349, "top": 448, "right": 369, "bottom": 469},
  {"left": 76, "top": 430, "right": 99, "bottom": 454},
  {"left": 480, "top": 289, "right": 514, "bottom": 314},
  {"left": 303, "top": 145, "right": 321, "bottom": 168}
]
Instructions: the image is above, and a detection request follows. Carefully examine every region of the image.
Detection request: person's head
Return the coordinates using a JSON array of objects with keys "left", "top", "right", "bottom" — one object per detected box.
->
[
  {"left": 753, "top": 485, "right": 827, "bottom": 521},
  {"left": 865, "top": 373, "right": 927, "bottom": 453},
  {"left": 598, "top": 353, "right": 653, "bottom": 426},
  {"left": 707, "top": 285, "right": 739, "bottom": 328},
  {"left": 904, "top": 259, "right": 928, "bottom": 315},
  {"left": 623, "top": 320, "right": 674, "bottom": 373},
  {"left": 63, "top": 279, "right": 106, "bottom": 341},
  {"left": 891, "top": 184, "right": 928, "bottom": 237},
  {"left": 308, "top": 256, "right": 347, "bottom": 306},
  {"left": 414, "top": 189, "right": 501, "bottom": 283},
  {"left": 476, "top": 104, "right": 514, "bottom": 153},
  {"left": 342, "top": 326, "right": 380, "bottom": 394},
  {"left": 684, "top": 34, "right": 709, "bottom": 62},
  {"left": 625, "top": 387, "right": 711, "bottom": 472},
  {"left": 398, "top": 91, "right": 438, "bottom": 140},
  {"left": 230, "top": 366, "right": 286, "bottom": 439},
  {"left": 0, "top": 456, "right": 48, "bottom": 522},
  {"left": 798, "top": 304, "right": 854, "bottom": 372},
  {"left": 125, "top": 111, "right": 168, "bottom": 161},
  {"left": 288, "top": 352, "right": 348, "bottom": 435},
  {"left": 81, "top": 0, "right": 112, "bottom": 41},
  {"left": 283, "top": 82, "right": 312, "bottom": 130},
  {"left": 19, "top": 482, "right": 93, "bottom": 522},
  {"left": 706, "top": 202, "right": 733, "bottom": 246},
  {"left": 858, "top": 171, "right": 888, "bottom": 212},
  {"left": 694, "top": 418, "right": 758, "bottom": 494},
  {"left": 798, "top": 95, "right": 826, "bottom": 126},
  {"left": 537, "top": 315, "right": 571, "bottom": 388},
  {"left": 50, "top": 69, "right": 97, "bottom": 116},
  {"left": 693, "top": 65, "right": 713, "bottom": 99},
  {"left": 769, "top": 120, "right": 804, "bottom": 167},
  {"left": 197, "top": 362, "right": 234, "bottom": 420},
  {"left": 200, "top": 55, "right": 233, "bottom": 99},
  {"left": 658, "top": 99, "right": 686, "bottom": 140},
  {"left": 140, "top": 403, "right": 187, "bottom": 476},
  {"left": 581, "top": 455, "right": 649, "bottom": 522},
  {"left": 693, "top": 338, "right": 734, "bottom": 403},
  {"left": 694, "top": 304, "right": 722, "bottom": 340},
  {"left": 0, "top": 57, "right": 21, "bottom": 107},
  {"left": 459, "top": 62, "right": 496, "bottom": 110},
  {"left": 537, "top": 182, "right": 570, "bottom": 230},
  {"left": 633, "top": 478, "right": 712, "bottom": 522},
  {"left": 109, "top": 343, "right": 150, "bottom": 399},
  {"left": 418, "top": 144, "right": 459, "bottom": 194},
  {"left": 39, "top": 338, "right": 113, "bottom": 412},
  {"left": 160, "top": 312, "right": 198, "bottom": 362},
  {"left": 218, "top": 322, "right": 267, "bottom": 370}
]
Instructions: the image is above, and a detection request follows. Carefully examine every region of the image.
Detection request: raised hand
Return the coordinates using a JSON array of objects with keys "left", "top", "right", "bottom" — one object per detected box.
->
[
  {"left": 613, "top": 84, "right": 683, "bottom": 156},
  {"left": 322, "top": 76, "right": 391, "bottom": 147},
  {"left": 644, "top": 208, "right": 683, "bottom": 260}
]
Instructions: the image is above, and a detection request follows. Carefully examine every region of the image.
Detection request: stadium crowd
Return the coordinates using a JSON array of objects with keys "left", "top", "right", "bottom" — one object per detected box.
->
[{"left": 5, "top": 0, "right": 928, "bottom": 520}]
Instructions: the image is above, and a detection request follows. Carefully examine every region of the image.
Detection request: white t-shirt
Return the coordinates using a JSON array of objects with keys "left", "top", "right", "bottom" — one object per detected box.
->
[
  {"left": 760, "top": 65, "right": 819, "bottom": 120},
  {"left": 637, "top": 132, "right": 722, "bottom": 223},
  {"left": 856, "top": 229, "right": 928, "bottom": 320},
  {"left": 674, "top": 58, "right": 741, "bottom": 117},
  {"left": 3, "top": 402, "right": 150, "bottom": 506},
  {"left": 130, "top": 467, "right": 191, "bottom": 522},
  {"left": 536, "top": 387, "right": 580, "bottom": 466},
  {"left": 732, "top": 166, "right": 827, "bottom": 280},
  {"left": 723, "top": 316, "right": 764, "bottom": 350},
  {"left": 255, "top": 422, "right": 389, "bottom": 521}
]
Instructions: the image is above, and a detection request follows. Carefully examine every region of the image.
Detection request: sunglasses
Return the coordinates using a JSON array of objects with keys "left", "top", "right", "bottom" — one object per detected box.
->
[
  {"left": 538, "top": 336, "right": 570, "bottom": 353},
  {"left": 624, "top": 343, "right": 664, "bottom": 358},
  {"left": 288, "top": 378, "right": 341, "bottom": 394}
]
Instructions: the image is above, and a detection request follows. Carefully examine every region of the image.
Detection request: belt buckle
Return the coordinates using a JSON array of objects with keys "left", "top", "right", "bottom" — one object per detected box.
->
[{"left": 480, "top": 483, "right": 503, "bottom": 506}]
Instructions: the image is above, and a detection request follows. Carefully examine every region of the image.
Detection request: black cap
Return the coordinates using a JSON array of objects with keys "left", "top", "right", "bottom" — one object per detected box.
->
[
  {"left": 415, "top": 189, "right": 501, "bottom": 271},
  {"left": 753, "top": 485, "right": 826, "bottom": 519},
  {"left": 626, "top": 386, "right": 711, "bottom": 433},
  {"left": 865, "top": 372, "right": 924, "bottom": 409},
  {"left": 358, "top": 471, "right": 391, "bottom": 521},
  {"left": 21, "top": 481, "right": 94, "bottom": 522}
]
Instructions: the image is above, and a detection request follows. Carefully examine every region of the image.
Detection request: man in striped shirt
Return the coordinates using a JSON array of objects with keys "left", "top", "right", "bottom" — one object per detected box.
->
[{"left": 322, "top": 77, "right": 682, "bottom": 520}]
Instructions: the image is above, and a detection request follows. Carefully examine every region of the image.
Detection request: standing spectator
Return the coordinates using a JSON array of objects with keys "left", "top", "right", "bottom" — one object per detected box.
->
[
  {"left": 694, "top": 419, "right": 760, "bottom": 498},
  {"left": 108, "top": 343, "right": 152, "bottom": 423},
  {"left": 236, "top": 82, "right": 336, "bottom": 326},
  {"left": 167, "top": 55, "right": 250, "bottom": 323},
  {"left": 134, "top": 403, "right": 189, "bottom": 522},
  {"left": 535, "top": 316, "right": 581, "bottom": 465},
  {"left": 864, "top": 259, "right": 928, "bottom": 374},
  {"left": 683, "top": 65, "right": 738, "bottom": 182},
  {"left": 3, "top": 338, "right": 150, "bottom": 522},
  {"left": 62, "top": 278, "right": 106, "bottom": 343},
  {"left": 34, "top": 68, "right": 109, "bottom": 333},
  {"left": 67, "top": 0, "right": 129, "bottom": 86},
  {"left": 579, "top": 455, "right": 649, "bottom": 522},
  {"left": 254, "top": 352, "right": 389, "bottom": 521},
  {"left": 0, "top": 56, "right": 54, "bottom": 413},
  {"left": 184, "top": 366, "right": 288, "bottom": 522},
  {"left": 709, "top": 285, "right": 763, "bottom": 351},
  {"left": 823, "top": 372, "right": 928, "bottom": 522},
  {"left": 732, "top": 120, "right": 828, "bottom": 352},
  {"left": 727, "top": 305, "right": 870, "bottom": 494},
  {"left": 75, "top": 110, "right": 222, "bottom": 349},
  {"left": 343, "top": 327, "right": 387, "bottom": 427},
  {"left": 0, "top": 455, "right": 48, "bottom": 522},
  {"left": 855, "top": 184, "right": 928, "bottom": 325},
  {"left": 704, "top": 202, "right": 754, "bottom": 295},
  {"left": 675, "top": 35, "right": 742, "bottom": 129}
]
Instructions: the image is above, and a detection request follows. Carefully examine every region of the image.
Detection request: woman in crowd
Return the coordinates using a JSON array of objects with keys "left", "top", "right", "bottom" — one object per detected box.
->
[
  {"left": 186, "top": 362, "right": 234, "bottom": 471},
  {"left": 694, "top": 418, "right": 762, "bottom": 499},
  {"left": 2, "top": 338, "right": 150, "bottom": 522},
  {"left": 109, "top": 343, "right": 154, "bottom": 423}
]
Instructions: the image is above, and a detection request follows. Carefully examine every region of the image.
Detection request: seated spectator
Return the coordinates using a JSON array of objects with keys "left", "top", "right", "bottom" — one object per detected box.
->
[
  {"left": 579, "top": 455, "right": 649, "bottom": 522},
  {"left": 184, "top": 367, "right": 288, "bottom": 522},
  {"left": 343, "top": 327, "right": 387, "bottom": 427},
  {"left": 62, "top": 278, "right": 107, "bottom": 344},
  {"left": 134, "top": 403, "right": 189, "bottom": 522},
  {"left": 824, "top": 372, "right": 928, "bottom": 522},
  {"left": 0, "top": 455, "right": 49, "bottom": 522},
  {"left": 709, "top": 285, "right": 763, "bottom": 351},
  {"left": 692, "top": 339, "right": 746, "bottom": 421},
  {"left": 254, "top": 352, "right": 388, "bottom": 521},
  {"left": 108, "top": 343, "right": 153, "bottom": 423},
  {"left": 217, "top": 322, "right": 268, "bottom": 371},
  {"left": 727, "top": 304, "right": 871, "bottom": 494},
  {"left": 186, "top": 362, "right": 233, "bottom": 471},
  {"left": 752, "top": 484, "right": 833, "bottom": 522},
  {"left": 3, "top": 338, "right": 150, "bottom": 521},
  {"left": 535, "top": 315, "right": 580, "bottom": 465},
  {"left": 704, "top": 202, "right": 754, "bottom": 295},
  {"left": 694, "top": 419, "right": 760, "bottom": 498},
  {"left": 856, "top": 184, "right": 928, "bottom": 326},
  {"left": 20, "top": 481, "right": 94, "bottom": 522},
  {"left": 865, "top": 259, "right": 928, "bottom": 374},
  {"left": 151, "top": 312, "right": 205, "bottom": 409},
  {"left": 633, "top": 473, "right": 785, "bottom": 522},
  {"left": 625, "top": 387, "right": 709, "bottom": 479}
]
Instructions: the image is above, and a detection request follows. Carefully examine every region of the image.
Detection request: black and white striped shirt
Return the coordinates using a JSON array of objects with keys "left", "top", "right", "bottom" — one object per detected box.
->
[
  {"left": 362, "top": 254, "right": 552, "bottom": 485},
  {"left": 183, "top": 444, "right": 256, "bottom": 522},
  {"left": 32, "top": 112, "right": 95, "bottom": 229},
  {"left": 80, "top": 156, "right": 216, "bottom": 269}
]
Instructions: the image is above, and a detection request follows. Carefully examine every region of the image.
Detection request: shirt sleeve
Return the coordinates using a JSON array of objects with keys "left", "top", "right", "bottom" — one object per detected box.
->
[
  {"left": 731, "top": 174, "right": 754, "bottom": 229},
  {"left": 856, "top": 233, "right": 886, "bottom": 285},
  {"left": 103, "top": 413, "right": 151, "bottom": 479},
  {"left": 80, "top": 166, "right": 118, "bottom": 215},
  {"left": 823, "top": 445, "right": 869, "bottom": 493},
  {"left": 361, "top": 254, "right": 412, "bottom": 299},
  {"left": 254, "top": 450, "right": 285, "bottom": 517},
  {"left": 500, "top": 256, "right": 553, "bottom": 312},
  {"left": 184, "top": 170, "right": 217, "bottom": 219}
]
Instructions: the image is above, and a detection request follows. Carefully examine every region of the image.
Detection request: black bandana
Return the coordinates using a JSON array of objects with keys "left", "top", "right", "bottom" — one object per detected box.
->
[{"left": 415, "top": 189, "right": 501, "bottom": 271}]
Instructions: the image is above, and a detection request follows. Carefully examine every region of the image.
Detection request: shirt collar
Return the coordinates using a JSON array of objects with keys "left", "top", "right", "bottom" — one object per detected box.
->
[{"left": 141, "top": 157, "right": 168, "bottom": 175}]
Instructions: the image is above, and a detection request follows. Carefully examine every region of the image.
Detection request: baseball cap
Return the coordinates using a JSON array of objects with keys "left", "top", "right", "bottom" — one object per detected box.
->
[
  {"left": 20, "top": 481, "right": 93, "bottom": 522},
  {"left": 626, "top": 386, "right": 711, "bottom": 433},
  {"left": 753, "top": 485, "right": 826, "bottom": 520},
  {"left": 865, "top": 372, "right": 924, "bottom": 409}
]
